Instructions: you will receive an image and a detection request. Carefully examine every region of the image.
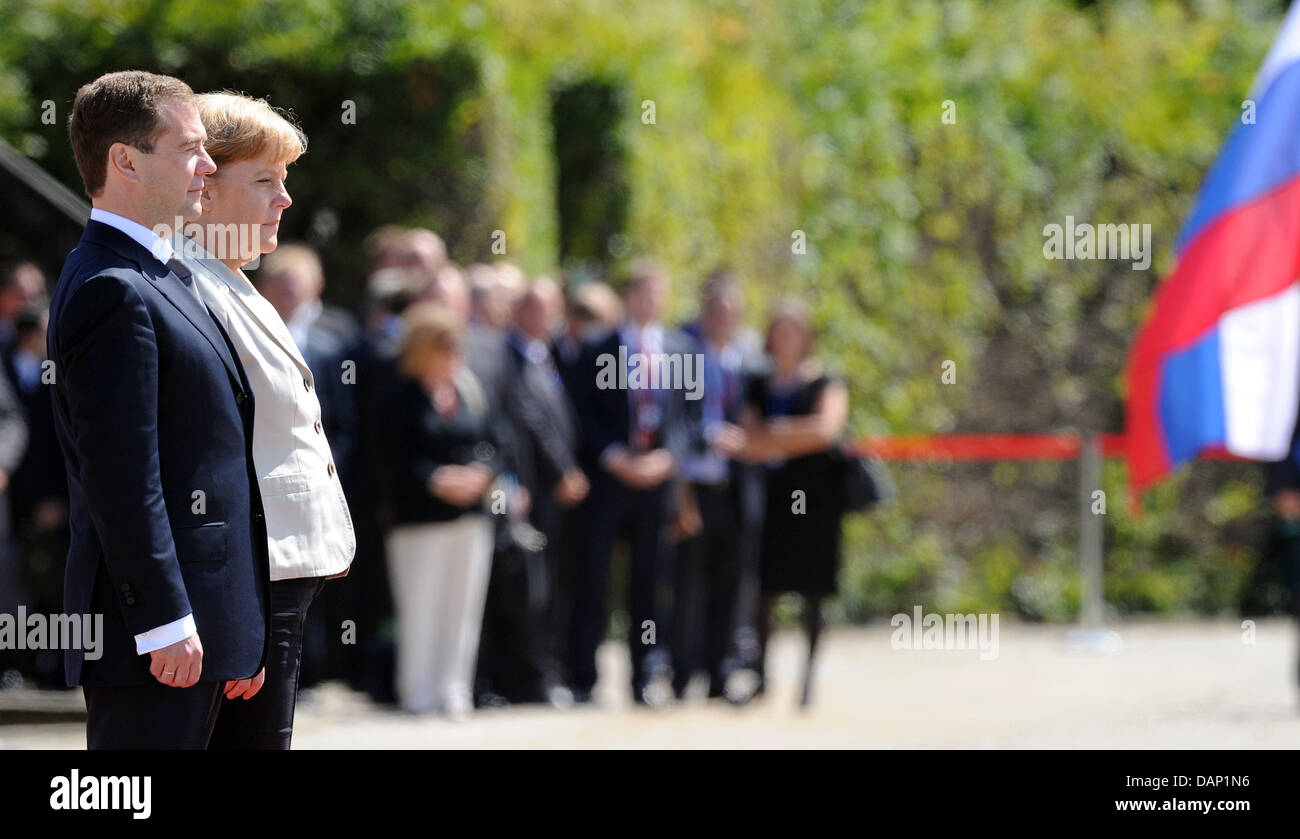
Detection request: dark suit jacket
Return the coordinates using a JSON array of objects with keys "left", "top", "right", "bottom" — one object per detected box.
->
[
  {"left": 463, "top": 321, "right": 520, "bottom": 477},
  {"left": 575, "top": 324, "right": 699, "bottom": 475},
  {"left": 48, "top": 220, "right": 269, "bottom": 686},
  {"left": 0, "top": 359, "right": 27, "bottom": 482},
  {"left": 5, "top": 350, "right": 62, "bottom": 530},
  {"left": 503, "top": 332, "right": 579, "bottom": 497}
]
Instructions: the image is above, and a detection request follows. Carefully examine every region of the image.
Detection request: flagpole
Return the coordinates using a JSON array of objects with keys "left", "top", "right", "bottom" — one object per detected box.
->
[{"left": 1067, "top": 434, "right": 1123, "bottom": 654}]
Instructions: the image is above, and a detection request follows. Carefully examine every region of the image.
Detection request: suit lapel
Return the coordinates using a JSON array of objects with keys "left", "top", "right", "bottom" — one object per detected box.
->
[
  {"left": 148, "top": 262, "right": 245, "bottom": 388},
  {"left": 81, "top": 222, "right": 244, "bottom": 388}
]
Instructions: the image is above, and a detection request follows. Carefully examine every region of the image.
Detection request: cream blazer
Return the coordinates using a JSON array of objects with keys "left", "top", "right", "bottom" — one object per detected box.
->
[{"left": 181, "top": 245, "right": 356, "bottom": 581}]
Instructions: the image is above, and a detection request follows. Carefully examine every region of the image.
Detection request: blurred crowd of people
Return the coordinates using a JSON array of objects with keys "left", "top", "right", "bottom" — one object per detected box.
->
[{"left": 0, "top": 228, "right": 855, "bottom": 713}]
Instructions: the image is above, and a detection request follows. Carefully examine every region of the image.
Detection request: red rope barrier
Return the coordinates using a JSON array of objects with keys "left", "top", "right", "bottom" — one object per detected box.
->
[{"left": 851, "top": 434, "right": 1249, "bottom": 462}]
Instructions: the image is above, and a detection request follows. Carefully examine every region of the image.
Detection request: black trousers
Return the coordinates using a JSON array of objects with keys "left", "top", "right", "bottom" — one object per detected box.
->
[
  {"left": 85, "top": 679, "right": 225, "bottom": 750},
  {"left": 670, "top": 480, "right": 743, "bottom": 695},
  {"left": 207, "top": 575, "right": 326, "bottom": 750},
  {"left": 476, "top": 533, "right": 564, "bottom": 703},
  {"left": 538, "top": 493, "right": 579, "bottom": 679},
  {"left": 569, "top": 475, "right": 671, "bottom": 694}
]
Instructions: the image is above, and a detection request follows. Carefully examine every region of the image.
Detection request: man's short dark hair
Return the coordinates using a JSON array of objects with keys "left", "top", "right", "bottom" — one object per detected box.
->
[
  {"left": 68, "top": 71, "right": 195, "bottom": 197},
  {"left": 702, "top": 266, "right": 741, "bottom": 302}
]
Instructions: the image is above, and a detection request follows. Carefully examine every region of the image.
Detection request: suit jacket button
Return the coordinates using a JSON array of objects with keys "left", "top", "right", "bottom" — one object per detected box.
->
[
  {"left": 327, "top": 462, "right": 335, "bottom": 477},
  {"left": 121, "top": 583, "right": 131, "bottom": 593},
  {"left": 124, "top": 595, "right": 136, "bottom": 605},
  {"left": 236, "top": 391, "right": 247, "bottom": 406}
]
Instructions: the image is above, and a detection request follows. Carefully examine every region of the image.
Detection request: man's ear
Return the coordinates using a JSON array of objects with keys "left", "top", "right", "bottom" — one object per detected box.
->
[{"left": 106, "top": 142, "right": 140, "bottom": 185}]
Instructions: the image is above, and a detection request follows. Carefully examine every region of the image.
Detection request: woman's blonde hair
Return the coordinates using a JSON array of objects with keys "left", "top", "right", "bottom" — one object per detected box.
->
[
  {"left": 195, "top": 91, "right": 306, "bottom": 170},
  {"left": 399, "top": 302, "right": 464, "bottom": 378}
]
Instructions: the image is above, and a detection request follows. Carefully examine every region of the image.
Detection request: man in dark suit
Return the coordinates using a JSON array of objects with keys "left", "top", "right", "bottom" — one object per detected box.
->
[
  {"left": 477, "top": 279, "right": 588, "bottom": 704},
  {"left": 569, "top": 260, "right": 699, "bottom": 705},
  {"left": 4, "top": 306, "right": 69, "bottom": 686},
  {"left": 48, "top": 71, "right": 269, "bottom": 749},
  {"left": 669, "top": 270, "right": 762, "bottom": 700},
  {"left": 0, "top": 346, "right": 28, "bottom": 684}
]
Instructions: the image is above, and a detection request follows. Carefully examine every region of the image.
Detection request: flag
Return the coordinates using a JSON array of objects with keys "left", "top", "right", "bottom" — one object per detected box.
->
[{"left": 1124, "top": 2, "right": 1300, "bottom": 493}]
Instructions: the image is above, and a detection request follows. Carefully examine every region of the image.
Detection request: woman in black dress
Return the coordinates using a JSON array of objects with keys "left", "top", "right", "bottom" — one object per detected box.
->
[{"left": 738, "top": 300, "right": 849, "bottom": 707}]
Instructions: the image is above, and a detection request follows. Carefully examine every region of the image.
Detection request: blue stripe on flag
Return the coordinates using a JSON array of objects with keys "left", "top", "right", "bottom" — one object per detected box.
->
[{"left": 1158, "top": 328, "right": 1226, "bottom": 467}]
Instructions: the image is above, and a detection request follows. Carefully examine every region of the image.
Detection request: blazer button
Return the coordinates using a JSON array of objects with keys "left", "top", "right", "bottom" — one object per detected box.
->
[
  {"left": 327, "top": 462, "right": 335, "bottom": 477},
  {"left": 120, "top": 583, "right": 131, "bottom": 593},
  {"left": 124, "top": 595, "right": 136, "bottom": 606},
  {"left": 236, "top": 391, "right": 247, "bottom": 406}
]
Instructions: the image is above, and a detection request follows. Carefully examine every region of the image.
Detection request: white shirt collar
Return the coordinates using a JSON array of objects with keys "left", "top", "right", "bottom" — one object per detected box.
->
[{"left": 89, "top": 207, "right": 174, "bottom": 265}]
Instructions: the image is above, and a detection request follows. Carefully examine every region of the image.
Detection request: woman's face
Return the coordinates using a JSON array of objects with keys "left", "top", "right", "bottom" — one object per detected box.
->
[
  {"left": 199, "top": 152, "right": 292, "bottom": 264},
  {"left": 768, "top": 316, "right": 809, "bottom": 366},
  {"left": 416, "top": 344, "right": 460, "bottom": 385}
]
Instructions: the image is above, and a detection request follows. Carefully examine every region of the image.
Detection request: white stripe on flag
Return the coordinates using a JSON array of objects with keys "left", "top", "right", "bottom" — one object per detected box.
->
[
  {"left": 1219, "top": 282, "right": 1300, "bottom": 460},
  {"left": 1252, "top": 1, "right": 1300, "bottom": 99}
]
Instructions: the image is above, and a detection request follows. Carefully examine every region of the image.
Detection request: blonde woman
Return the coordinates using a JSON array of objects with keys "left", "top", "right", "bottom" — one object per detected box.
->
[
  {"left": 383, "top": 302, "right": 504, "bottom": 717},
  {"left": 178, "top": 92, "right": 355, "bottom": 748}
]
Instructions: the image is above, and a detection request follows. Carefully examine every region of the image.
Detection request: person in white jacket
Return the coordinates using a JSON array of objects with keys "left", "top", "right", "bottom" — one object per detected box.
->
[{"left": 175, "top": 91, "right": 355, "bottom": 748}]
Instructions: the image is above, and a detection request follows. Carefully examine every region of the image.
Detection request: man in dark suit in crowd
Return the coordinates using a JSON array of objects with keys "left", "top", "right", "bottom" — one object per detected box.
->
[
  {"left": 480, "top": 278, "right": 589, "bottom": 704},
  {"left": 48, "top": 71, "right": 269, "bottom": 748},
  {"left": 569, "top": 260, "right": 698, "bottom": 705},
  {"left": 0, "top": 262, "right": 46, "bottom": 357},
  {"left": 4, "top": 306, "right": 69, "bottom": 686},
  {"left": 553, "top": 281, "right": 621, "bottom": 405},
  {"left": 0, "top": 342, "right": 27, "bottom": 685},
  {"left": 669, "top": 269, "right": 762, "bottom": 700}
]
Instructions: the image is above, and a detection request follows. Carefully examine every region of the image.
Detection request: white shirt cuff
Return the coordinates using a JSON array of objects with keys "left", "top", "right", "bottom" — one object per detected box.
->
[{"left": 134, "top": 614, "right": 196, "bottom": 655}]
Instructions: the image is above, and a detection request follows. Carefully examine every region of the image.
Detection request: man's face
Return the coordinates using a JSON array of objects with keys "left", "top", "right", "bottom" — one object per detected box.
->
[
  {"left": 627, "top": 274, "right": 667, "bottom": 324},
  {"left": 135, "top": 99, "right": 215, "bottom": 226},
  {"left": 0, "top": 265, "right": 43, "bottom": 320},
  {"left": 703, "top": 292, "right": 741, "bottom": 342},
  {"left": 258, "top": 266, "right": 318, "bottom": 322},
  {"left": 515, "top": 296, "right": 549, "bottom": 339}
]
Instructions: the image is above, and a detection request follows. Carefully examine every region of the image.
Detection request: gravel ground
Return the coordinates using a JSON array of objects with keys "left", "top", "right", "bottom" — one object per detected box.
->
[{"left": 3, "top": 618, "right": 1299, "bottom": 749}]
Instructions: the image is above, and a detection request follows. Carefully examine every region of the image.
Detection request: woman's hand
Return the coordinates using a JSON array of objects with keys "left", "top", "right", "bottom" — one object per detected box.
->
[
  {"left": 711, "top": 423, "right": 747, "bottom": 457},
  {"left": 224, "top": 667, "right": 266, "bottom": 700},
  {"left": 430, "top": 463, "right": 496, "bottom": 506}
]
